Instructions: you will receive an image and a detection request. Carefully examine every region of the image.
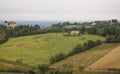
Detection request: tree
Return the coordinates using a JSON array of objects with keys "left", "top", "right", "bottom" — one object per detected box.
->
[
  {"left": 80, "top": 26, "right": 86, "bottom": 34},
  {"left": 49, "top": 52, "right": 66, "bottom": 64},
  {"left": 87, "top": 40, "right": 95, "bottom": 48},
  {"left": 87, "top": 27, "right": 97, "bottom": 34},
  {"left": 101, "top": 27, "right": 110, "bottom": 36},
  {"left": 111, "top": 19, "right": 118, "bottom": 23},
  {"left": 95, "top": 40, "right": 102, "bottom": 45},
  {"left": 105, "top": 35, "right": 114, "bottom": 43},
  {"left": 82, "top": 42, "right": 89, "bottom": 50},
  {"left": 115, "top": 35, "right": 120, "bottom": 43},
  {"left": 109, "top": 27, "right": 116, "bottom": 35}
]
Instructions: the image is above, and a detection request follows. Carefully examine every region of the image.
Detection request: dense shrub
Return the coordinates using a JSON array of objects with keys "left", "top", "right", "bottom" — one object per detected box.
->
[
  {"left": 50, "top": 70, "right": 73, "bottom": 74},
  {"left": 68, "top": 40, "right": 102, "bottom": 56},
  {"left": 49, "top": 52, "right": 66, "bottom": 64},
  {"left": 105, "top": 35, "right": 120, "bottom": 43},
  {"left": 38, "top": 64, "right": 49, "bottom": 74},
  {"left": 0, "top": 25, "right": 9, "bottom": 44}
]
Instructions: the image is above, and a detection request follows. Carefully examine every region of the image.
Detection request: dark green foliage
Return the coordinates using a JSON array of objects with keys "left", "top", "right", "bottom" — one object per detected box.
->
[
  {"left": 87, "top": 40, "right": 95, "bottom": 48},
  {"left": 68, "top": 40, "right": 103, "bottom": 56},
  {"left": 111, "top": 19, "right": 118, "bottom": 23},
  {"left": 38, "top": 64, "right": 49, "bottom": 74},
  {"left": 6, "top": 25, "right": 41, "bottom": 37},
  {"left": 50, "top": 70, "right": 73, "bottom": 74},
  {"left": 0, "top": 25, "right": 9, "bottom": 44},
  {"left": 28, "top": 69, "right": 35, "bottom": 74},
  {"left": 68, "top": 44, "right": 83, "bottom": 56},
  {"left": 105, "top": 35, "right": 120, "bottom": 43},
  {"left": 80, "top": 26, "right": 86, "bottom": 34},
  {"left": 49, "top": 52, "right": 66, "bottom": 64},
  {"left": 95, "top": 40, "right": 103, "bottom": 45},
  {"left": 101, "top": 27, "right": 120, "bottom": 37}
]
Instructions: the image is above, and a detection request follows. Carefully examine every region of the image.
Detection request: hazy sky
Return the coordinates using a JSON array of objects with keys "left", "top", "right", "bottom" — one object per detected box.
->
[{"left": 0, "top": 0, "right": 120, "bottom": 21}]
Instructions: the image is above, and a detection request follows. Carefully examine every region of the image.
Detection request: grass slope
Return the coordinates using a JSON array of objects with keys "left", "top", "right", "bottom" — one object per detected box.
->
[
  {"left": 50, "top": 43, "right": 120, "bottom": 71},
  {"left": 0, "top": 58, "right": 30, "bottom": 72},
  {"left": 86, "top": 45, "right": 120, "bottom": 71},
  {"left": 0, "top": 33, "right": 104, "bottom": 66}
]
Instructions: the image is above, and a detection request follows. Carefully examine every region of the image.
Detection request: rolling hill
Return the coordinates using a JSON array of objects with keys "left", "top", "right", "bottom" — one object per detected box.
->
[
  {"left": 0, "top": 33, "right": 104, "bottom": 66},
  {"left": 50, "top": 43, "right": 120, "bottom": 71}
]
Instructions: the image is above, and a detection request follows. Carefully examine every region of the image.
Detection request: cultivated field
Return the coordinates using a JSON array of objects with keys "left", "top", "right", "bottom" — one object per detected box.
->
[
  {"left": 86, "top": 45, "right": 120, "bottom": 71},
  {"left": 0, "top": 33, "right": 104, "bottom": 66},
  {"left": 50, "top": 43, "right": 120, "bottom": 71}
]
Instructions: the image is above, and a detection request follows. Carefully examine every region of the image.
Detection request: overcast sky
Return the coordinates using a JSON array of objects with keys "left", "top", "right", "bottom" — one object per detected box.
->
[{"left": 0, "top": 0, "right": 120, "bottom": 21}]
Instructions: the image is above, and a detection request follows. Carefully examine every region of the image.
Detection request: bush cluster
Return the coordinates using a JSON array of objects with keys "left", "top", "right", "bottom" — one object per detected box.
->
[
  {"left": 50, "top": 70, "right": 73, "bottom": 74},
  {"left": 68, "top": 40, "right": 102, "bottom": 56},
  {"left": 49, "top": 52, "right": 66, "bottom": 64},
  {"left": 105, "top": 35, "right": 120, "bottom": 43}
]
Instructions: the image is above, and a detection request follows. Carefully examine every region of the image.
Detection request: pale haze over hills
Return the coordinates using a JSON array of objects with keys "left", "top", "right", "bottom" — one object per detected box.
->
[{"left": 0, "top": 0, "right": 120, "bottom": 21}]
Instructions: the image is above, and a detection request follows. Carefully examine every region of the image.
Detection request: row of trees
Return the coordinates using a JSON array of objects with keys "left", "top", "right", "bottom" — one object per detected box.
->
[
  {"left": 68, "top": 40, "right": 102, "bottom": 56},
  {"left": 105, "top": 35, "right": 120, "bottom": 43},
  {"left": 0, "top": 24, "right": 47, "bottom": 44},
  {"left": 0, "top": 25, "right": 9, "bottom": 44},
  {"left": 6, "top": 25, "right": 41, "bottom": 37}
]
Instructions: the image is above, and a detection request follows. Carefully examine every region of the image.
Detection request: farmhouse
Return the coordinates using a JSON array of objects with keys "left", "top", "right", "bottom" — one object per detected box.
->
[
  {"left": 91, "top": 22, "right": 96, "bottom": 26},
  {"left": 9, "top": 21, "right": 16, "bottom": 29},
  {"left": 70, "top": 30, "right": 80, "bottom": 35}
]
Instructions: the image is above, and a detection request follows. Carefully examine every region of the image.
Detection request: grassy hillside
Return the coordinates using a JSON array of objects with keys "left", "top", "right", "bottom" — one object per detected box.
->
[
  {"left": 0, "top": 58, "right": 30, "bottom": 72},
  {"left": 0, "top": 33, "right": 104, "bottom": 66},
  {"left": 50, "top": 43, "right": 120, "bottom": 71}
]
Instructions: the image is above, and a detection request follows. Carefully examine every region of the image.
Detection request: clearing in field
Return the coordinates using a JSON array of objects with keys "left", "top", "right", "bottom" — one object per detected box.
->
[
  {"left": 0, "top": 33, "right": 104, "bottom": 66},
  {"left": 50, "top": 43, "right": 120, "bottom": 71},
  {"left": 85, "top": 45, "right": 120, "bottom": 71}
]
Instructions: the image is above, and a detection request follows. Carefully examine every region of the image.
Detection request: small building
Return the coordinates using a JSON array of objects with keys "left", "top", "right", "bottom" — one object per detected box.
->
[
  {"left": 91, "top": 22, "right": 96, "bottom": 26},
  {"left": 70, "top": 30, "right": 80, "bottom": 35},
  {"left": 9, "top": 21, "right": 16, "bottom": 29}
]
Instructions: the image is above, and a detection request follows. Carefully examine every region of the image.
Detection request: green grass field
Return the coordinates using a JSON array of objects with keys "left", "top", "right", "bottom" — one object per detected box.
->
[
  {"left": 51, "top": 43, "right": 120, "bottom": 70},
  {"left": 0, "top": 33, "right": 104, "bottom": 66},
  {"left": 0, "top": 58, "right": 30, "bottom": 72}
]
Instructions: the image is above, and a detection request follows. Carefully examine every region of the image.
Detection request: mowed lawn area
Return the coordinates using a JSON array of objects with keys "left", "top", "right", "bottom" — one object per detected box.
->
[{"left": 0, "top": 33, "right": 105, "bottom": 66}]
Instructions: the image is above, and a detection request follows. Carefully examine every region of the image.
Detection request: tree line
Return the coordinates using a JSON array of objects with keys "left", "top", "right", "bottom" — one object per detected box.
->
[
  {"left": 1, "top": 19, "right": 120, "bottom": 44},
  {"left": 51, "top": 20, "right": 120, "bottom": 43},
  {"left": 0, "top": 25, "right": 9, "bottom": 44}
]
